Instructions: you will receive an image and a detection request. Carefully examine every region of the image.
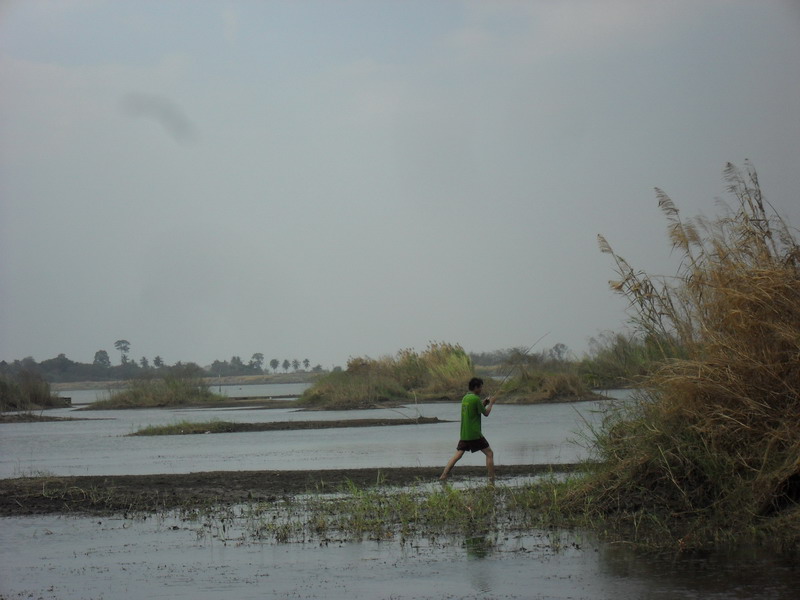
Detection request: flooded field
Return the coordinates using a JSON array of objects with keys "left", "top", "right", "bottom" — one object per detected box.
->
[{"left": 2, "top": 385, "right": 798, "bottom": 598}]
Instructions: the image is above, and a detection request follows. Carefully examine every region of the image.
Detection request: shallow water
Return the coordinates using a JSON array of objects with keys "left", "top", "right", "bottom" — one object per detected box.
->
[
  {"left": 1, "top": 385, "right": 615, "bottom": 478},
  {"left": 4, "top": 386, "right": 797, "bottom": 599},
  {"left": 2, "top": 512, "right": 797, "bottom": 599}
]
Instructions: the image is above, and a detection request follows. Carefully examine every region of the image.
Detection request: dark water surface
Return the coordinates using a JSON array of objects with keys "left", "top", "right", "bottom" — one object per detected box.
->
[{"left": 1, "top": 513, "right": 797, "bottom": 599}]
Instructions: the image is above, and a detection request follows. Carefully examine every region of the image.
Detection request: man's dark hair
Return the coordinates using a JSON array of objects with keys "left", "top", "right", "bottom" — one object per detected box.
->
[{"left": 468, "top": 377, "right": 484, "bottom": 391}]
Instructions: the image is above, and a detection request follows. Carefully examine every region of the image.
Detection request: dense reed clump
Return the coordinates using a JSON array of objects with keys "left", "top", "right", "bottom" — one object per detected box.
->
[
  {"left": 299, "top": 342, "right": 473, "bottom": 409},
  {"left": 471, "top": 343, "right": 598, "bottom": 401},
  {"left": 566, "top": 163, "right": 800, "bottom": 548},
  {"left": 497, "top": 366, "right": 593, "bottom": 403},
  {"left": 577, "top": 331, "right": 683, "bottom": 389},
  {"left": 88, "top": 374, "right": 223, "bottom": 409},
  {"left": 301, "top": 341, "right": 598, "bottom": 409},
  {"left": 0, "top": 371, "right": 64, "bottom": 411}
]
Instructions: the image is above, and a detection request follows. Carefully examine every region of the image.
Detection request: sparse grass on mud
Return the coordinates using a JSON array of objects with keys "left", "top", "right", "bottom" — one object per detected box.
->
[
  {"left": 243, "top": 478, "right": 585, "bottom": 545},
  {"left": 128, "top": 417, "right": 445, "bottom": 436},
  {"left": 0, "top": 465, "right": 581, "bottom": 518}
]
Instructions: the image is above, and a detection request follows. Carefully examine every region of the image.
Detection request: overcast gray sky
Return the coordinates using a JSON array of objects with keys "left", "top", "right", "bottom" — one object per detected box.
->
[{"left": 1, "top": 1, "right": 799, "bottom": 370}]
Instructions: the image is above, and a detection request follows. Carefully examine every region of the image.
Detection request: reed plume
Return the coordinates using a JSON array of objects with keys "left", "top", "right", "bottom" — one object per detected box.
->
[{"left": 573, "top": 162, "right": 800, "bottom": 547}]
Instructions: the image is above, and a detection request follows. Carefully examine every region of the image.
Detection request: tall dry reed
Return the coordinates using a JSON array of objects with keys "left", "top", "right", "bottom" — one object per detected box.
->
[{"left": 573, "top": 162, "right": 800, "bottom": 547}]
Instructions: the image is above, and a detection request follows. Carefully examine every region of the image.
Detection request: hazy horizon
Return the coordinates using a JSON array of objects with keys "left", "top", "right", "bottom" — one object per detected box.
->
[{"left": 2, "top": 1, "right": 799, "bottom": 369}]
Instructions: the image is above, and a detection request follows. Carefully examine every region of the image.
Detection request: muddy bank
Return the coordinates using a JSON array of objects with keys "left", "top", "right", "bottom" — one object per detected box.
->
[
  {"left": 0, "top": 413, "right": 84, "bottom": 423},
  {"left": 0, "top": 464, "right": 581, "bottom": 517},
  {"left": 130, "top": 416, "right": 447, "bottom": 435}
]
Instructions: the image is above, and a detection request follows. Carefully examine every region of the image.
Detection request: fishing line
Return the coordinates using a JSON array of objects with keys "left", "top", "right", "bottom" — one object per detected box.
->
[{"left": 491, "top": 331, "right": 550, "bottom": 398}]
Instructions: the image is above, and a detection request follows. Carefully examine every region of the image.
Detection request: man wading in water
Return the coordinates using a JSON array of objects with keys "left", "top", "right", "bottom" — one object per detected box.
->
[{"left": 440, "top": 377, "right": 496, "bottom": 483}]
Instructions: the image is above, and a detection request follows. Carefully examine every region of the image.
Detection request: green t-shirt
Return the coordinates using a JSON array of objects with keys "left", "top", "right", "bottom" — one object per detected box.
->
[{"left": 460, "top": 392, "right": 487, "bottom": 441}]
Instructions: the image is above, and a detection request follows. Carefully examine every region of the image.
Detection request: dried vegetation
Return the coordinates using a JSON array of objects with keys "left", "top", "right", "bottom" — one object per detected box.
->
[
  {"left": 568, "top": 163, "right": 800, "bottom": 548},
  {"left": 299, "top": 342, "right": 474, "bottom": 408}
]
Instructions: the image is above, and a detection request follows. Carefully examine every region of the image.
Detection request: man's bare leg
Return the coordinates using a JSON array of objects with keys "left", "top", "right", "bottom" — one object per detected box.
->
[
  {"left": 482, "top": 447, "right": 495, "bottom": 483},
  {"left": 440, "top": 450, "right": 465, "bottom": 481}
]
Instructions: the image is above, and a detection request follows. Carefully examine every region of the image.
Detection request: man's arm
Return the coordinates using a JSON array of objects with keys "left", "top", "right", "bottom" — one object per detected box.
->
[{"left": 483, "top": 396, "right": 497, "bottom": 416}]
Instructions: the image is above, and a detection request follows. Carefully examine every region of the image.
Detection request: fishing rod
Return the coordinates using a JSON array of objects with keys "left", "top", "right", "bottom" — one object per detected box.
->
[{"left": 488, "top": 331, "right": 550, "bottom": 401}]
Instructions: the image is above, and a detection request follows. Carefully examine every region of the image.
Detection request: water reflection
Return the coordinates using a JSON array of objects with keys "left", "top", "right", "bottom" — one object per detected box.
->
[
  {"left": 597, "top": 542, "right": 800, "bottom": 598},
  {"left": 464, "top": 536, "right": 494, "bottom": 593},
  {"left": 464, "top": 535, "right": 493, "bottom": 559},
  {"left": 1, "top": 509, "right": 798, "bottom": 598}
]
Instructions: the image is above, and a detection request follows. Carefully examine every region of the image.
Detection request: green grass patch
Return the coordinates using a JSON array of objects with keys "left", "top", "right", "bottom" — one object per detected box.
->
[
  {"left": 241, "top": 476, "right": 587, "bottom": 544},
  {"left": 236, "top": 470, "right": 799, "bottom": 550},
  {"left": 132, "top": 419, "right": 234, "bottom": 436}
]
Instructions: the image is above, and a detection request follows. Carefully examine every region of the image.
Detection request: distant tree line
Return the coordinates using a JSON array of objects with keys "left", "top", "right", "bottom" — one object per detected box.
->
[
  {"left": 210, "top": 355, "right": 323, "bottom": 377},
  {"left": 1, "top": 341, "right": 580, "bottom": 385},
  {"left": 0, "top": 353, "right": 206, "bottom": 384},
  {"left": 0, "top": 340, "right": 324, "bottom": 383},
  {"left": 1, "top": 336, "right": 676, "bottom": 391}
]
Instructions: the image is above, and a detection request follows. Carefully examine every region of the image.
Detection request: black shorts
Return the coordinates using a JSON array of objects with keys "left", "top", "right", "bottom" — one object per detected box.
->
[{"left": 457, "top": 437, "right": 490, "bottom": 453}]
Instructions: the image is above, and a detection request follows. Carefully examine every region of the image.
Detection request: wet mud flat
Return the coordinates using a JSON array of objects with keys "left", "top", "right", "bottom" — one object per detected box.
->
[
  {"left": 3, "top": 502, "right": 798, "bottom": 600},
  {"left": 0, "top": 463, "right": 581, "bottom": 517},
  {"left": 3, "top": 436, "right": 798, "bottom": 598}
]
